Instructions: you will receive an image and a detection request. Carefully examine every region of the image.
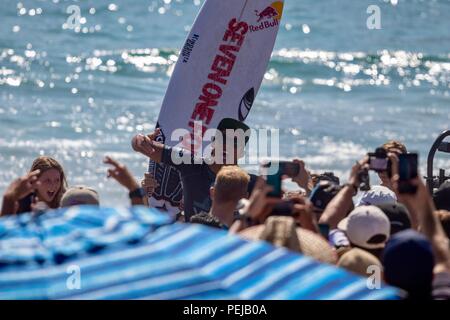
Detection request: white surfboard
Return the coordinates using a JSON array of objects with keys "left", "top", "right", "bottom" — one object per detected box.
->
[{"left": 149, "top": 0, "right": 285, "bottom": 213}]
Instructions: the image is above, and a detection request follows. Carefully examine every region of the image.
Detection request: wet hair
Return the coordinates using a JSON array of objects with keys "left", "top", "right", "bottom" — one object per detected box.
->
[
  {"left": 30, "top": 156, "right": 67, "bottom": 209},
  {"left": 190, "top": 212, "right": 223, "bottom": 229}
]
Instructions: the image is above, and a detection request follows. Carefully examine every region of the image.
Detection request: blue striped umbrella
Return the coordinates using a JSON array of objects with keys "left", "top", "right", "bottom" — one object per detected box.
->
[{"left": 0, "top": 206, "right": 401, "bottom": 300}]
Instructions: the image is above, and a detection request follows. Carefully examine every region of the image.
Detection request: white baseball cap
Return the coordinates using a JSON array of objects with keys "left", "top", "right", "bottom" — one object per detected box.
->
[
  {"left": 338, "top": 205, "right": 390, "bottom": 249},
  {"left": 356, "top": 185, "right": 397, "bottom": 207}
]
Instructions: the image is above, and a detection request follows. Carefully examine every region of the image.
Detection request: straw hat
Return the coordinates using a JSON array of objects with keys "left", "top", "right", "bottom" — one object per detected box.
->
[
  {"left": 239, "top": 216, "right": 337, "bottom": 264},
  {"left": 337, "top": 248, "right": 382, "bottom": 277}
]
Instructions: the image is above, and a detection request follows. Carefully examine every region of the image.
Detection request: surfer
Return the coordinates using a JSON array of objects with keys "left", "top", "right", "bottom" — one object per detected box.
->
[{"left": 132, "top": 118, "right": 256, "bottom": 221}]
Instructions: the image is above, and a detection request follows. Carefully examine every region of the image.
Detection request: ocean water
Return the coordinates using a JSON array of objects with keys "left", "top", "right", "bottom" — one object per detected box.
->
[{"left": 1, "top": 0, "right": 449, "bottom": 205}]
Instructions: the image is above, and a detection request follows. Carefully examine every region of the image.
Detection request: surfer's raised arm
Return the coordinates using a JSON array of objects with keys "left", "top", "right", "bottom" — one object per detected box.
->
[{"left": 132, "top": 129, "right": 164, "bottom": 163}]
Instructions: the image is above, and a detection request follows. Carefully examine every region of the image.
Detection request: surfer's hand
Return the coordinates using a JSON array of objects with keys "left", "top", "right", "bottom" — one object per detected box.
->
[
  {"left": 141, "top": 173, "right": 159, "bottom": 197},
  {"left": 132, "top": 134, "right": 157, "bottom": 157},
  {"left": 147, "top": 128, "right": 161, "bottom": 141},
  {"left": 104, "top": 156, "right": 140, "bottom": 192}
]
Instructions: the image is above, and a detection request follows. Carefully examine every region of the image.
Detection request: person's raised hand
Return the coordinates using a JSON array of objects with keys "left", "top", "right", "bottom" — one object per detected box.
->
[
  {"left": 146, "top": 128, "right": 161, "bottom": 141},
  {"left": 390, "top": 155, "right": 450, "bottom": 271},
  {"left": 3, "top": 170, "right": 41, "bottom": 202},
  {"left": 291, "top": 159, "right": 313, "bottom": 193},
  {"left": 131, "top": 128, "right": 161, "bottom": 157},
  {"left": 397, "top": 177, "right": 432, "bottom": 208},
  {"left": 348, "top": 156, "right": 369, "bottom": 188},
  {"left": 288, "top": 194, "right": 319, "bottom": 233},
  {"left": 388, "top": 154, "right": 430, "bottom": 230},
  {"left": 241, "top": 177, "right": 282, "bottom": 224},
  {"left": 288, "top": 194, "right": 313, "bottom": 217},
  {"left": 104, "top": 156, "right": 139, "bottom": 191},
  {"left": 390, "top": 158, "right": 434, "bottom": 213}
]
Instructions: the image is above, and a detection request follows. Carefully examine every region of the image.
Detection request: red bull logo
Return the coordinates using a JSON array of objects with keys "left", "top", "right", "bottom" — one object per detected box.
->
[
  {"left": 251, "top": 1, "right": 283, "bottom": 33},
  {"left": 255, "top": 6, "right": 278, "bottom": 22}
]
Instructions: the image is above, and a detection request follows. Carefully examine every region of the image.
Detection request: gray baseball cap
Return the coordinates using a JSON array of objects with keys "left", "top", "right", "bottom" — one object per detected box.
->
[{"left": 60, "top": 186, "right": 100, "bottom": 207}]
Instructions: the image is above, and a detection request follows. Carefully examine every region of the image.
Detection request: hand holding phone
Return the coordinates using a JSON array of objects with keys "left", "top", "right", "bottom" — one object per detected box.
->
[
  {"left": 280, "top": 161, "right": 300, "bottom": 178},
  {"left": 237, "top": 177, "right": 283, "bottom": 226},
  {"left": 260, "top": 160, "right": 301, "bottom": 198},
  {"left": 398, "top": 153, "right": 418, "bottom": 194},
  {"left": 260, "top": 160, "right": 282, "bottom": 198},
  {"left": 270, "top": 200, "right": 294, "bottom": 216},
  {"left": 265, "top": 169, "right": 283, "bottom": 198},
  {"left": 368, "top": 147, "right": 393, "bottom": 173}
]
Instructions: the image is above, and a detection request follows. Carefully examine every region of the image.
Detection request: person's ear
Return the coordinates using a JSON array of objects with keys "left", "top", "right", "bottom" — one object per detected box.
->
[{"left": 210, "top": 187, "right": 215, "bottom": 200}]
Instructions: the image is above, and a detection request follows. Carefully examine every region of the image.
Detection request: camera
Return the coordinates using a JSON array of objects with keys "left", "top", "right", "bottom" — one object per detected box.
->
[
  {"left": 316, "top": 172, "right": 340, "bottom": 186},
  {"left": 309, "top": 181, "right": 342, "bottom": 212},
  {"left": 358, "top": 168, "right": 371, "bottom": 191},
  {"left": 368, "top": 147, "right": 389, "bottom": 173}
]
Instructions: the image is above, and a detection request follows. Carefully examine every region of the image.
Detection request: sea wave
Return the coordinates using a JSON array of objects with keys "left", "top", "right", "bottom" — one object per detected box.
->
[{"left": 2, "top": 47, "right": 449, "bottom": 97}]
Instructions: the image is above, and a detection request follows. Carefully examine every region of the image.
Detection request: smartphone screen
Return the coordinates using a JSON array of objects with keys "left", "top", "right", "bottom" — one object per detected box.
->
[
  {"left": 261, "top": 161, "right": 282, "bottom": 198},
  {"left": 368, "top": 153, "right": 388, "bottom": 172},
  {"left": 398, "top": 153, "right": 418, "bottom": 194},
  {"left": 318, "top": 223, "right": 330, "bottom": 239},
  {"left": 399, "top": 153, "right": 418, "bottom": 180},
  {"left": 266, "top": 170, "right": 282, "bottom": 198}
]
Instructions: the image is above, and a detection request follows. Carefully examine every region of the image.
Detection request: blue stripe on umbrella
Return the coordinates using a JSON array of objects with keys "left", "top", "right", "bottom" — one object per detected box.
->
[
  {"left": 0, "top": 206, "right": 401, "bottom": 300},
  {"left": 56, "top": 230, "right": 238, "bottom": 299},
  {"left": 247, "top": 258, "right": 320, "bottom": 299},
  {"left": 69, "top": 241, "right": 273, "bottom": 300}
]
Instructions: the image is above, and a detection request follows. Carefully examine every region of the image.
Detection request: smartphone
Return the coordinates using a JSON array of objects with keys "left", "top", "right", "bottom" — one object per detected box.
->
[
  {"left": 279, "top": 161, "right": 300, "bottom": 178},
  {"left": 318, "top": 223, "right": 330, "bottom": 239},
  {"left": 398, "top": 153, "right": 418, "bottom": 194},
  {"left": 309, "top": 182, "right": 341, "bottom": 211},
  {"left": 260, "top": 161, "right": 283, "bottom": 198},
  {"left": 270, "top": 201, "right": 294, "bottom": 216},
  {"left": 266, "top": 170, "right": 283, "bottom": 198}
]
